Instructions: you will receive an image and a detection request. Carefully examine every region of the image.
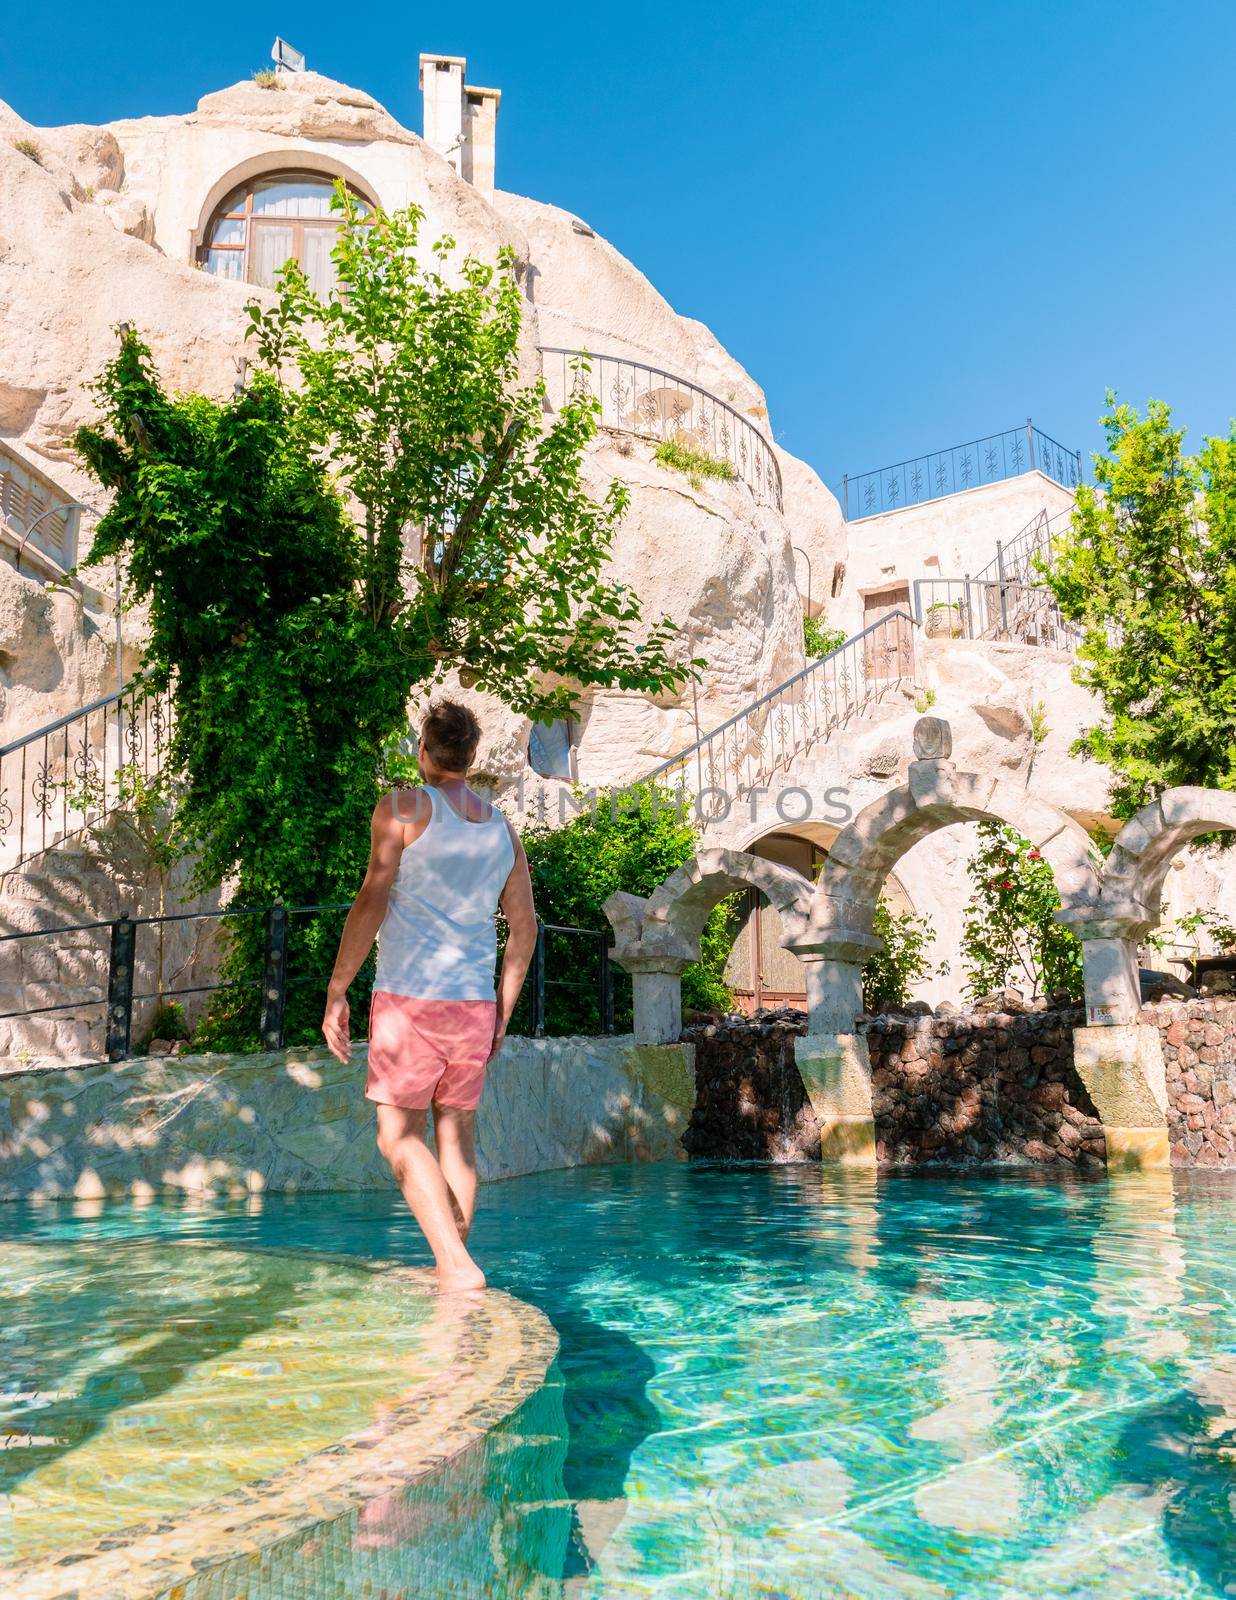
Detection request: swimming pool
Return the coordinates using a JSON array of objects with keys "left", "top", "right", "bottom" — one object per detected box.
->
[{"left": 4, "top": 1163, "right": 1236, "bottom": 1597}]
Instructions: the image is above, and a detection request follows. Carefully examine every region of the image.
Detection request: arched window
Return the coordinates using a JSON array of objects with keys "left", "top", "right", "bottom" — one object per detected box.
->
[{"left": 198, "top": 172, "right": 373, "bottom": 296}]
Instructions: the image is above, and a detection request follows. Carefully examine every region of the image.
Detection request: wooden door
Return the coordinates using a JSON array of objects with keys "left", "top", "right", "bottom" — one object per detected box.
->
[{"left": 862, "top": 584, "right": 914, "bottom": 680}]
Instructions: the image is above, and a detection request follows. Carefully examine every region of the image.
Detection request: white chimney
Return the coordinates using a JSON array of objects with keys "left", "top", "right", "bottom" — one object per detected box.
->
[
  {"left": 461, "top": 85, "right": 501, "bottom": 201},
  {"left": 419, "top": 53, "right": 501, "bottom": 201},
  {"left": 419, "top": 54, "right": 466, "bottom": 173}
]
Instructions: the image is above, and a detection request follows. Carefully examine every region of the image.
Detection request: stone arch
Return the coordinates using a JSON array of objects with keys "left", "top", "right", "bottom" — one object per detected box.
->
[
  {"left": 604, "top": 846, "right": 815, "bottom": 966},
  {"left": 815, "top": 763, "right": 1102, "bottom": 937},
  {"left": 1102, "top": 788, "right": 1236, "bottom": 925},
  {"left": 602, "top": 846, "right": 818, "bottom": 1045},
  {"left": 190, "top": 150, "right": 384, "bottom": 253}
]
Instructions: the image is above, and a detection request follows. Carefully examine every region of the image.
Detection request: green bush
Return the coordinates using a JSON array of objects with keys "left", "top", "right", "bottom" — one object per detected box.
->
[
  {"left": 142, "top": 1000, "right": 191, "bottom": 1047},
  {"left": 862, "top": 900, "right": 939, "bottom": 1011},
  {"left": 803, "top": 615, "right": 847, "bottom": 658},
  {"left": 652, "top": 437, "right": 737, "bottom": 490},
  {"left": 519, "top": 782, "right": 736, "bottom": 1034},
  {"left": 961, "top": 822, "right": 1083, "bottom": 1000}
]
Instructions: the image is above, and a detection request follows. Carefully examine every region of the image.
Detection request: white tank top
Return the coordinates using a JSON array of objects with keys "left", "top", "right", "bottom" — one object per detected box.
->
[{"left": 374, "top": 786, "right": 516, "bottom": 1002}]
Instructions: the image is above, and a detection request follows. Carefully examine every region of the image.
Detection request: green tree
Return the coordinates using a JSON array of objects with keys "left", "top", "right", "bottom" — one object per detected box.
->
[
  {"left": 76, "top": 192, "right": 695, "bottom": 1047},
  {"left": 960, "top": 822, "right": 1082, "bottom": 1001},
  {"left": 520, "top": 785, "right": 735, "bottom": 1033},
  {"left": 1043, "top": 396, "right": 1236, "bottom": 813}
]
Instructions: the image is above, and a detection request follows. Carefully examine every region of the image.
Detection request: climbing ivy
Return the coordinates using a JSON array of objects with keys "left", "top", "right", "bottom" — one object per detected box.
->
[{"left": 76, "top": 191, "right": 697, "bottom": 1048}]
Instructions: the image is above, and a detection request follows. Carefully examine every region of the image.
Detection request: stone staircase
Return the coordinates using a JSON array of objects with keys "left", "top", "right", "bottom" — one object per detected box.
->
[{"left": 636, "top": 609, "right": 919, "bottom": 846}]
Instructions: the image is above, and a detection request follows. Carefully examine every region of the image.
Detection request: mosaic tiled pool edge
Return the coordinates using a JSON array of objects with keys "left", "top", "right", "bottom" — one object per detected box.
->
[{"left": 3, "top": 1241, "right": 559, "bottom": 1600}]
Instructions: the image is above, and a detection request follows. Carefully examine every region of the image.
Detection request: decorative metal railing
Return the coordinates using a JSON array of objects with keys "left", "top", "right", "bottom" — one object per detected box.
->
[
  {"left": 0, "top": 678, "right": 174, "bottom": 870},
  {"left": 539, "top": 347, "right": 783, "bottom": 510},
  {"left": 0, "top": 903, "right": 615, "bottom": 1061},
  {"left": 638, "top": 610, "right": 915, "bottom": 829},
  {"left": 840, "top": 421, "right": 1082, "bottom": 522},
  {"left": 913, "top": 574, "right": 1077, "bottom": 651},
  {"left": 0, "top": 439, "right": 89, "bottom": 576},
  {"left": 913, "top": 505, "right": 1086, "bottom": 650}
]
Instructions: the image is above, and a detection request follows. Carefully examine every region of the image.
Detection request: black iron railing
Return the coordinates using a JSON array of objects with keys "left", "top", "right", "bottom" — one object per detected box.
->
[
  {"left": 0, "top": 677, "right": 174, "bottom": 870},
  {"left": 522, "top": 921, "right": 616, "bottom": 1039},
  {"left": 841, "top": 421, "right": 1082, "bottom": 521},
  {"left": 539, "top": 347, "right": 782, "bottom": 510},
  {"left": 0, "top": 904, "right": 617, "bottom": 1062}
]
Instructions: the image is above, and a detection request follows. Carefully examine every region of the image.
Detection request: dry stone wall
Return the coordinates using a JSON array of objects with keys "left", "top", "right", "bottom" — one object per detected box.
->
[
  {"left": 1145, "top": 999, "right": 1236, "bottom": 1167},
  {"left": 684, "top": 1008, "right": 1105, "bottom": 1168},
  {"left": 686, "top": 1001, "right": 1236, "bottom": 1170},
  {"left": 864, "top": 1007, "right": 1104, "bottom": 1168}
]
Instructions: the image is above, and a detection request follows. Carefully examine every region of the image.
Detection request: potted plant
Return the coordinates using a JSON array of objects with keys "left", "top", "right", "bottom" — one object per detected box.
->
[{"left": 925, "top": 599, "right": 965, "bottom": 639}]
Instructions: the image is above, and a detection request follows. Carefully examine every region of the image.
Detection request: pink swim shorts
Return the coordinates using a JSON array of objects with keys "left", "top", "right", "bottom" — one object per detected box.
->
[{"left": 365, "top": 990, "right": 497, "bottom": 1112}]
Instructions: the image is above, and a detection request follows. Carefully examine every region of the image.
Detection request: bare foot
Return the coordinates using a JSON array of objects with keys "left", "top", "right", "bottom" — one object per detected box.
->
[{"left": 436, "top": 1260, "right": 486, "bottom": 1293}]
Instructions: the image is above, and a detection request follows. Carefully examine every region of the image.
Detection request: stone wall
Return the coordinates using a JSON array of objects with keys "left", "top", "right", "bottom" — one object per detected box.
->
[
  {"left": 864, "top": 1008, "right": 1105, "bottom": 1168},
  {"left": 0, "top": 1034, "right": 695, "bottom": 1200},
  {"left": 683, "top": 1012, "right": 820, "bottom": 1161},
  {"left": 685, "top": 1009, "right": 1106, "bottom": 1167},
  {"left": 1143, "top": 999, "right": 1236, "bottom": 1167}
]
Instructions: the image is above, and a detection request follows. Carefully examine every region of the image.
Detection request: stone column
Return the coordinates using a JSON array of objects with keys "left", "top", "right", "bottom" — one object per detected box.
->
[
  {"left": 1071, "top": 1023, "right": 1170, "bottom": 1170},
  {"left": 787, "top": 939, "right": 882, "bottom": 1166},
  {"left": 1078, "top": 934, "right": 1142, "bottom": 1027},
  {"left": 1059, "top": 912, "right": 1169, "bottom": 1170},
  {"left": 802, "top": 956, "right": 866, "bottom": 1036},
  {"left": 794, "top": 1032, "right": 877, "bottom": 1167},
  {"left": 794, "top": 935, "right": 881, "bottom": 1036},
  {"left": 613, "top": 956, "right": 691, "bottom": 1046}
]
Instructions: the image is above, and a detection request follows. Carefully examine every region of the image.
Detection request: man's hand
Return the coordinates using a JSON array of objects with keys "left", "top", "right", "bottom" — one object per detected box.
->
[
  {"left": 488, "top": 1012, "right": 508, "bottom": 1063},
  {"left": 322, "top": 990, "right": 351, "bottom": 1064}
]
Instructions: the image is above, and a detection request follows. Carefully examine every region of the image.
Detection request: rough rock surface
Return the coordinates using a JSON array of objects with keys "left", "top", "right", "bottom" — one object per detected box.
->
[
  {"left": 682, "top": 1010, "right": 820, "bottom": 1161},
  {"left": 0, "top": 1035, "right": 694, "bottom": 1197},
  {"left": 1146, "top": 998, "right": 1236, "bottom": 1167},
  {"left": 683, "top": 1005, "right": 1106, "bottom": 1168},
  {"left": 864, "top": 1008, "right": 1103, "bottom": 1168},
  {"left": 0, "top": 108, "right": 245, "bottom": 487}
]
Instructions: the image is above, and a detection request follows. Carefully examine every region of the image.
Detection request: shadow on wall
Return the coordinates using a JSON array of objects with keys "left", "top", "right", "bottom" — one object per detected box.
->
[{"left": 1, "top": 808, "right": 223, "bottom": 1063}]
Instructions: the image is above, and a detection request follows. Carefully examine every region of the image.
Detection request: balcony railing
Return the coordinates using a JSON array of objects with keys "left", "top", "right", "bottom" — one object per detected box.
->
[
  {"left": 539, "top": 347, "right": 783, "bottom": 510},
  {"left": 841, "top": 421, "right": 1082, "bottom": 522},
  {"left": 0, "top": 678, "right": 175, "bottom": 870},
  {"left": 913, "top": 508, "right": 1084, "bottom": 650},
  {"left": 638, "top": 610, "right": 915, "bottom": 832}
]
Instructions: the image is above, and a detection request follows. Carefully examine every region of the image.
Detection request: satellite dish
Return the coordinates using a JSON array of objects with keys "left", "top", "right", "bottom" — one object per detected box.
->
[{"left": 271, "top": 37, "right": 306, "bottom": 73}]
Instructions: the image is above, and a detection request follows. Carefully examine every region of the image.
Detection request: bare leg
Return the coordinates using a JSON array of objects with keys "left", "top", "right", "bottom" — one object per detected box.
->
[
  {"left": 433, "top": 1104, "right": 479, "bottom": 1242},
  {"left": 375, "top": 1103, "right": 485, "bottom": 1291}
]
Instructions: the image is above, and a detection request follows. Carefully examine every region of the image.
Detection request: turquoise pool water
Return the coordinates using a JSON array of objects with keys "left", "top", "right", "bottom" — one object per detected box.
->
[{"left": 5, "top": 1164, "right": 1236, "bottom": 1597}]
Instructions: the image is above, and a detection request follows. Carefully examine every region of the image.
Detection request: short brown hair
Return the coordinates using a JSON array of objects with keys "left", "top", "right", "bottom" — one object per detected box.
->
[{"left": 421, "top": 699, "right": 481, "bottom": 772}]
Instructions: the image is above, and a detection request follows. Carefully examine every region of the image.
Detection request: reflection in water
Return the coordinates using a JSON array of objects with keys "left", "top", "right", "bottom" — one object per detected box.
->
[{"left": 7, "top": 1168, "right": 1236, "bottom": 1596}]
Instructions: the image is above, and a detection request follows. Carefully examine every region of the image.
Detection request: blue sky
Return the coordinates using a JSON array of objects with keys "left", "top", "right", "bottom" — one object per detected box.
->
[{"left": 5, "top": 1, "right": 1233, "bottom": 490}]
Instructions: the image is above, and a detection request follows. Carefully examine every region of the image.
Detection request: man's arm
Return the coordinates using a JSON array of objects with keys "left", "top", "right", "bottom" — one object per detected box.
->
[
  {"left": 491, "top": 826, "right": 536, "bottom": 1060},
  {"left": 321, "top": 790, "right": 424, "bottom": 1064}
]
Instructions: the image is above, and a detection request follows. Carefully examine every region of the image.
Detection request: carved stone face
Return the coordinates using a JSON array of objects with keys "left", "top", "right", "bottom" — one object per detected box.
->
[{"left": 912, "top": 715, "right": 953, "bottom": 762}]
